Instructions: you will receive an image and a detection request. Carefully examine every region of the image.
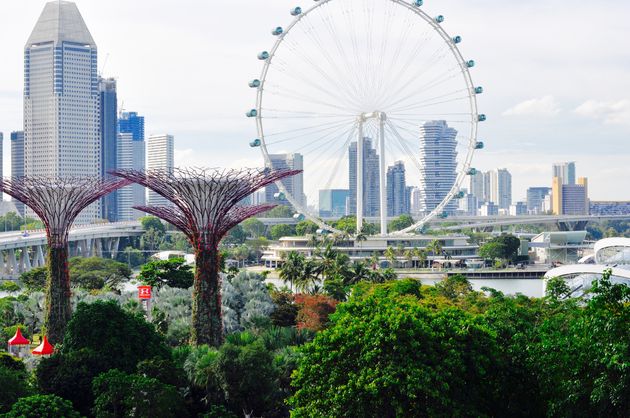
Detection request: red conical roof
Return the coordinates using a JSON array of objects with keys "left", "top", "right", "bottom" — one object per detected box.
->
[
  {"left": 8, "top": 328, "right": 30, "bottom": 346},
  {"left": 32, "top": 336, "right": 54, "bottom": 355}
]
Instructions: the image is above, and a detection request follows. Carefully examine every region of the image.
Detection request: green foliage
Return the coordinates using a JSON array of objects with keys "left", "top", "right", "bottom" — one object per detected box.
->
[
  {"left": 435, "top": 274, "right": 473, "bottom": 299},
  {"left": 138, "top": 258, "right": 194, "bottom": 289},
  {"left": 140, "top": 216, "right": 166, "bottom": 234},
  {"left": 116, "top": 246, "right": 145, "bottom": 268},
  {"left": 240, "top": 218, "right": 267, "bottom": 238},
  {"left": 19, "top": 267, "right": 48, "bottom": 292},
  {"left": 289, "top": 281, "right": 503, "bottom": 417},
  {"left": 136, "top": 357, "right": 186, "bottom": 388},
  {"left": 2, "top": 394, "right": 80, "bottom": 418},
  {"left": 295, "top": 220, "right": 319, "bottom": 236},
  {"left": 262, "top": 205, "right": 294, "bottom": 218},
  {"left": 222, "top": 272, "right": 275, "bottom": 334},
  {"left": 270, "top": 224, "right": 296, "bottom": 240},
  {"left": 479, "top": 234, "right": 521, "bottom": 262},
  {"left": 0, "top": 281, "right": 20, "bottom": 293},
  {"left": 0, "top": 212, "right": 42, "bottom": 233},
  {"left": 61, "top": 301, "right": 170, "bottom": 371},
  {"left": 92, "top": 369, "right": 185, "bottom": 418},
  {"left": 68, "top": 257, "right": 132, "bottom": 290},
  {"left": 545, "top": 276, "right": 571, "bottom": 300},
  {"left": 223, "top": 224, "right": 247, "bottom": 245},
  {"left": 0, "top": 364, "right": 32, "bottom": 413},
  {"left": 388, "top": 214, "right": 414, "bottom": 231},
  {"left": 269, "top": 291, "right": 298, "bottom": 327}
]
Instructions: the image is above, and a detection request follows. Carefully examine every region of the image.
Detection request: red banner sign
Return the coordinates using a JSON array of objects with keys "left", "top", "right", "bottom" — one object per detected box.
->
[{"left": 138, "top": 285, "right": 152, "bottom": 300}]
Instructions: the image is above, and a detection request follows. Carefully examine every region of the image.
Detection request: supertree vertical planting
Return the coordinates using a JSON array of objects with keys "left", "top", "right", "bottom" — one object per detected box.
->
[
  {"left": 111, "top": 167, "right": 300, "bottom": 346},
  {"left": 1, "top": 176, "right": 130, "bottom": 343}
]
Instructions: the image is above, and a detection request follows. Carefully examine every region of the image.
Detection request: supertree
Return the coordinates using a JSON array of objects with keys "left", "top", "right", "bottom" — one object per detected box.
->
[
  {"left": 1, "top": 176, "right": 130, "bottom": 343},
  {"left": 111, "top": 167, "right": 300, "bottom": 346}
]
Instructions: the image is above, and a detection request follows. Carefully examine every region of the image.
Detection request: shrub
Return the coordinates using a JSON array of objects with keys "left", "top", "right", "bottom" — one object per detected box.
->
[
  {"left": 0, "top": 364, "right": 32, "bottom": 413},
  {"left": 2, "top": 394, "right": 80, "bottom": 418},
  {"left": 294, "top": 294, "right": 338, "bottom": 332}
]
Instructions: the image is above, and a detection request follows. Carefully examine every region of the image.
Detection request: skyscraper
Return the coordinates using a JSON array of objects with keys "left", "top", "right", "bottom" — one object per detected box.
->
[
  {"left": 418, "top": 121, "right": 457, "bottom": 214},
  {"left": 24, "top": 1, "right": 100, "bottom": 222},
  {"left": 469, "top": 170, "right": 486, "bottom": 203},
  {"left": 116, "top": 132, "right": 146, "bottom": 221},
  {"left": 118, "top": 112, "right": 145, "bottom": 141},
  {"left": 99, "top": 77, "right": 117, "bottom": 221},
  {"left": 552, "top": 176, "right": 589, "bottom": 215},
  {"left": 10, "top": 132, "right": 25, "bottom": 215},
  {"left": 386, "top": 161, "right": 409, "bottom": 216},
  {"left": 348, "top": 137, "right": 380, "bottom": 217},
  {"left": 319, "top": 189, "right": 349, "bottom": 217},
  {"left": 146, "top": 134, "right": 174, "bottom": 206},
  {"left": 552, "top": 162, "right": 576, "bottom": 185},
  {"left": 489, "top": 168, "right": 512, "bottom": 209},
  {"left": 265, "top": 153, "right": 305, "bottom": 208},
  {"left": 526, "top": 187, "right": 551, "bottom": 214}
]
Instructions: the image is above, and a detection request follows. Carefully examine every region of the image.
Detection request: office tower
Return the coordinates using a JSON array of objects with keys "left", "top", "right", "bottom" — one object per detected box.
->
[
  {"left": 99, "top": 77, "right": 117, "bottom": 221},
  {"left": 552, "top": 176, "right": 589, "bottom": 215},
  {"left": 489, "top": 168, "right": 512, "bottom": 209},
  {"left": 526, "top": 187, "right": 551, "bottom": 214},
  {"left": 552, "top": 162, "right": 576, "bottom": 185},
  {"left": 469, "top": 171, "right": 486, "bottom": 202},
  {"left": 409, "top": 187, "right": 421, "bottom": 215},
  {"left": 146, "top": 134, "right": 174, "bottom": 206},
  {"left": 10, "top": 132, "right": 25, "bottom": 215},
  {"left": 265, "top": 153, "right": 305, "bottom": 208},
  {"left": 348, "top": 137, "right": 380, "bottom": 217},
  {"left": 319, "top": 189, "right": 349, "bottom": 217},
  {"left": 118, "top": 111, "right": 145, "bottom": 141},
  {"left": 116, "top": 133, "right": 146, "bottom": 220},
  {"left": 418, "top": 121, "right": 457, "bottom": 214},
  {"left": 509, "top": 202, "right": 528, "bottom": 216},
  {"left": 24, "top": 1, "right": 100, "bottom": 222},
  {"left": 386, "top": 161, "right": 408, "bottom": 216},
  {"left": 479, "top": 202, "right": 498, "bottom": 216},
  {"left": 458, "top": 192, "right": 478, "bottom": 216}
]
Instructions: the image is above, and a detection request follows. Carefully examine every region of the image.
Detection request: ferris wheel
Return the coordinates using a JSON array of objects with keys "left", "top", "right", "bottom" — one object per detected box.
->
[{"left": 248, "top": 0, "right": 485, "bottom": 235}]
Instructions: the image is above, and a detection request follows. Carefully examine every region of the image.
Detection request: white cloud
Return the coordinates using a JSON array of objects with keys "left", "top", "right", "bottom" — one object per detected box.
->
[
  {"left": 574, "top": 100, "right": 630, "bottom": 125},
  {"left": 502, "top": 96, "right": 561, "bottom": 117}
]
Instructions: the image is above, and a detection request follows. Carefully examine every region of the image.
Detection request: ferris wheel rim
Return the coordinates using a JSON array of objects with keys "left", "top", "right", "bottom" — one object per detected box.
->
[{"left": 254, "top": 0, "right": 481, "bottom": 236}]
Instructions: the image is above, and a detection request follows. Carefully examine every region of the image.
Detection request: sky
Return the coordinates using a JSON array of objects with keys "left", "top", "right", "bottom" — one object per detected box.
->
[{"left": 0, "top": 0, "right": 629, "bottom": 202}]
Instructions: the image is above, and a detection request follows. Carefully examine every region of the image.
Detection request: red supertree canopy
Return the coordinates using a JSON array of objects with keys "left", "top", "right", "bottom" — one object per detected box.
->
[
  {"left": 8, "top": 328, "right": 29, "bottom": 346},
  {"left": 32, "top": 335, "right": 54, "bottom": 356}
]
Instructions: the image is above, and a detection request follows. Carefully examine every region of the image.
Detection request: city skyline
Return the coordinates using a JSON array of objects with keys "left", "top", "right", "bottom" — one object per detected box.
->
[{"left": 0, "top": 1, "right": 628, "bottom": 202}]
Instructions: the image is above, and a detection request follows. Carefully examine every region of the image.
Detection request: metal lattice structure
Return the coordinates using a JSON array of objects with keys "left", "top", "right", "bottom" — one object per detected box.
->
[
  {"left": 111, "top": 167, "right": 301, "bottom": 346},
  {"left": 1, "top": 176, "right": 130, "bottom": 343}
]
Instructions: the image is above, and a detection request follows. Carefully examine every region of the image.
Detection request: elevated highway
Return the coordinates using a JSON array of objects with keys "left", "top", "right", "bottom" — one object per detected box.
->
[{"left": 0, "top": 221, "right": 143, "bottom": 279}]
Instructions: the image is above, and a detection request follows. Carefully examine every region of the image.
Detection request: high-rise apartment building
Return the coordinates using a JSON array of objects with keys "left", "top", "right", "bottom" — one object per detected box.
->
[
  {"left": 552, "top": 176, "right": 589, "bottom": 215},
  {"left": 552, "top": 162, "right": 576, "bottom": 185},
  {"left": 146, "top": 134, "right": 174, "bottom": 206},
  {"left": 99, "top": 77, "right": 117, "bottom": 221},
  {"left": 489, "top": 168, "right": 512, "bottom": 209},
  {"left": 386, "top": 161, "right": 409, "bottom": 216},
  {"left": 319, "top": 189, "right": 349, "bottom": 217},
  {"left": 24, "top": 1, "right": 100, "bottom": 222},
  {"left": 526, "top": 187, "right": 551, "bottom": 214},
  {"left": 418, "top": 121, "right": 457, "bottom": 214},
  {"left": 10, "top": 132, "right": 25, "bottom": 215},
  {"left": 265, "top": 153, "right": 305, "bottom": 208},
  {"left": 118, "top": 112, "right": 145, "bottom": 141},
  {"left": 348, "top": 138, "right": 380, "bottom": 217},
  {"left": 469, "top": 171, "right": 488, "bottom": 203},
  {"left": 409, "top": 187, "right": 421, "bottom": 215}
]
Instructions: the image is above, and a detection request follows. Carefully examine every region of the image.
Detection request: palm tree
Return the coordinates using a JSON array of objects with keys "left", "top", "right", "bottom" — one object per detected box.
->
[
  {"left": 413, "top": 247, "right": 427, "bottom": 269},
  {"left": 297, "top": 260, "right": 319, "bottom": 293},
  {"left": 346, "top": 261, "right": 370, "bottom": 285},
  {"left": 318, "top": 243, "right": 339, "bottom": 281},
  {"left": 403, "top": 250, "right": 414, "bottom": 269},
  {"left": 278, "top": 251, "right": 305, "bottom": 292},
  {"left": 355, "top": 232, "right": 368, "bottom": 248},
  {"left": 368, "top": 252, "right": 380, "bottom": 270},
  {"left": 384, "top": 246, "right": 397, "bottom": 269}
]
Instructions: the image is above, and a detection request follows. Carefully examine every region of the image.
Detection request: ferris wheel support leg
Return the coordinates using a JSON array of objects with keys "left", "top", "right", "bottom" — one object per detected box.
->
[
  {"left": 356, "top": 118, "right": 364, "bottom": 234},
  {"left": 379, "top": 112, "right": 387, "bottom": 236}
]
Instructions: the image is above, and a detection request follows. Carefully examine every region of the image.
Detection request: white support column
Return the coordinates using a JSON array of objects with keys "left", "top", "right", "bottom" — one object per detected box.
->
[
  {"left": 378, "top": 112, "right": 387, "bottom": 236},
  {"left": 95, "top": 239, "right": 103, "bottom": 258},
  {"left": 35, "top": 245, "right": 45, "bottom": 267},
  {"left": 19, "top": 249, "right": 31, "bottom": 273},
  {"left": 7, "top": 249, "right": 18, "bottom": 276},
  {"left": 110, "top": 238, "right": 120, "bottom": 258},
  {"left": 356, "top": 117, "right": 364, "bottom": 234}
]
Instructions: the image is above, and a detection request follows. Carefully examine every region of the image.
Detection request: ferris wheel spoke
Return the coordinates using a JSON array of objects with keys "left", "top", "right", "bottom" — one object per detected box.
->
[
  {"left": 265, "top": 121, "right": 354, "bottom": 148},
  {"left": 388, "top": 94, "right": 471, "bottom": 114},
  {"left": 320, "top": 123, "right": 357, "bottom": 192},
  {"left": 296, "top": 122, "right": 356, "bottom": 160},
  {"left": 265, "top": 118, "right": 352, "bottom": 139},
  {"left": 384, "top": 67, "right": 461, "bottom": 110},
  {"left": 265, "top": 87, "right": 354, "bottom": 114}
]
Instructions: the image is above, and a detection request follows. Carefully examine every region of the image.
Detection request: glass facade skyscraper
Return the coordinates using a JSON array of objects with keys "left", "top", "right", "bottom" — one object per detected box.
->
[
  {"left": 386, "top": 161, "right": 409, "bottom": 216},
  {"left": 348, "top": 137, "right": 380, "bottom": 217},
  {"left": 10, "top": 132, "right": 25, "bottom": 215},
  {"left": 24, "top": 1, "right": 100, "bottom": 222},
  {"left": 319, "top": 189, "right": 349, "bottom": 217},
  {"left": 265, "top": 153, "right": 305, "bottom": 208},
  {"left": 100, "top": 77, "right": 117, "bottom": 221},
  {"left": 118, "top": 111, "right": 146, "bottom": 220}
]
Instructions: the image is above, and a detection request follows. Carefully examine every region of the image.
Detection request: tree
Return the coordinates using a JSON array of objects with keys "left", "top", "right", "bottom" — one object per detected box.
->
[
  {"left": 92, "top": 369, "right": 185, "bottom": 418},
  {"left": 289, "top": 280, "right": 504, "bottom": 417},
  {"left": 117, "top": 246, "right": 145, "bottom": 268},
  {"left": 479, "top": 235, "right": 521, "bottom": 263},
  {"left": 279, "top": 251, "right": 306, "bottom": 291},
  {"left": 0, "top": 363, "right": 32, "bottom": 413},
  {"left": 270, "top": 291, "right": 298, "bottom": 327},
  {"left": 270, "top": 224, "right": 296, "bottom": 240},
  {"left": 294, "top": 294, "right": 338, "bottom": 332},
  {"left": 384, "top": 246, "right": 397, "bottom": 268},
  {"left": 427, "top": 239, "right": 443, "bottom": 257},
  {"left": 262, "top": 205, "right": 294, "bottom": 218},
  {"left": 224, "top": 224, "right": 247, "bottom": 245},
  {"left": 241, "top": 218, "right": 266, "bottom": 238},
  {"left": 494, "top": 234, "right": 521, "bottom": 261},
  {"left": 334, "top": 216, "right": 357, "bottom": 234},
  {"left": 296, "top": 220, "right": 319, "bottom": 236},
  {"left": 140, "top": 215, "right": 166, "bottom": 234},
  {"left": 435, "top": 274, "right": 473, "bottom": 299},
  {"left": 478, "top": 241, "right": 507, "bottom": 263},
  {"left": 388, "top": 214, "right": 414, "bottom": 232},
  {"left": 138, "top": 258, "right": 194, "bottom": 289},
  {"left": 68, "top": 257, "right": 132, "bottom": 290},
  {"left": 2, "top": 394, "right": 81, "bottom": 418},
  {"left": 19, "top": 267, "right": 48, "bottom": 291}
]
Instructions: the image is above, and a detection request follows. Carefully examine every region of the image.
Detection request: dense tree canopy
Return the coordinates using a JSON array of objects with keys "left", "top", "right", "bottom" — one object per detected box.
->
[{"left": 138, "top": 258, "right": 194, "bottom": 289}]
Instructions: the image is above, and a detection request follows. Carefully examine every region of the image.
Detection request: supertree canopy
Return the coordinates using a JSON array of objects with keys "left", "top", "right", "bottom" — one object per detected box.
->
[
  {"left": 1, "top": 176, "right": 130, "bottom": 343},
  {"left": 111, "top": 167, "right": 301, "bottom": 346}
]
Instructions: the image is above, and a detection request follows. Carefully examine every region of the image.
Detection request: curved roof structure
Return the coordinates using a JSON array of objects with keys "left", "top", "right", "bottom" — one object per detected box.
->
[{"left": 544, "top": 264, "right": 630, "bottom": 280}]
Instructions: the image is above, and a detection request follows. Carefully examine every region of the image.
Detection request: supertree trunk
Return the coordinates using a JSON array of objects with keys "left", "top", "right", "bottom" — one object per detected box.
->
[
  {"left": 45, "top": 246, "right": 72, "bottom": 344},
  {"left": 191, "top": 244, "right": 223, "bottom": 346}
]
